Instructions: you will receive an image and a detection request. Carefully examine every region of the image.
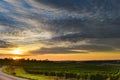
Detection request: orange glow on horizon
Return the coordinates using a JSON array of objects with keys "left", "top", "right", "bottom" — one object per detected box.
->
[
  {"left": 1, "top": 53, "right": 118, "bottom": 61},
  {"left": 27, "top": 53, "right": 120, "bottom": 61},
  {"left": 0, "top": 50, "right": 120, "bottom": 61},
  {"left": 12, "top": 56, "right": 22, "bottom": 60}
]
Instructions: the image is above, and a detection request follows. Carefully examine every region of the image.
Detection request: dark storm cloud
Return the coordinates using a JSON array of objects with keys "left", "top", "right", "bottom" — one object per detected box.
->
[
  {"left": 35, "top": 0, "right": 120, "bottom": 12},
  {"left": 47, "top": 16, "right": 120, "bottom": 38},
  {"left": 34, "top": 0, "right": 120, "bottom": 38}
]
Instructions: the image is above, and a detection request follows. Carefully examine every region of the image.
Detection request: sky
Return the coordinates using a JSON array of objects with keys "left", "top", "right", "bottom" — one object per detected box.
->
[{"left": 0, "top": 0, "right": 120, "bottom": 60}]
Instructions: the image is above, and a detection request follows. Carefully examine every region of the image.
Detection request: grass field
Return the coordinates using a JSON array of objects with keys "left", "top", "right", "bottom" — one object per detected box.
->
[
  {"left": 23, "top": 61, "right": 120, "bottom": 80},
  {"left": 3, "top": 66, "right": 55, "bottom": 80},
  {"left": 0, "top": 59, "right": 120, "bottom": 80}
]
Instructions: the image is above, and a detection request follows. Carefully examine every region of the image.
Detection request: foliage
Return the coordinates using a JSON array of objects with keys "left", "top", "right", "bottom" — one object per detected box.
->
[{"left": 0, "top": 59, "right": 120, "bottom": 80}]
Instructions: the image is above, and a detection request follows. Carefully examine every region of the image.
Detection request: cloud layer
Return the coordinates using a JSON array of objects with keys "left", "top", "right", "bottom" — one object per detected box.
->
[{"left": 0, "top": 0, "right": 120, "bottom": 54}]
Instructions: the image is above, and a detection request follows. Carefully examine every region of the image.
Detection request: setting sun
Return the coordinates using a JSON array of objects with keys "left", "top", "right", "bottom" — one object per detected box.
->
[{"left": 12, "top": 49, "right": 23, "bottom": 55}]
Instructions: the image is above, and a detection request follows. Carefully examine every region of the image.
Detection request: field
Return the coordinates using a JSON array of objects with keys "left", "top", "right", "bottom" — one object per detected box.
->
[
  {"left": 3, "top": 67, "right": 54, "bottom": 80},
  {"left": 0, "top": 59, "right": 120, "bottom": 80}
]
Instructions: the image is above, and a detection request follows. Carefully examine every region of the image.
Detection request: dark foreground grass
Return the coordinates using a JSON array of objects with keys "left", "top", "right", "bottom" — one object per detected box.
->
[{"left": 0, "top": 59, "right": 120, "bottom": 80}]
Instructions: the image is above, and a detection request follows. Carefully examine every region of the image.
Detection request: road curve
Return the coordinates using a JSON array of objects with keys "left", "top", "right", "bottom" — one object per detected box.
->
[{"left": 0, "top": 67, "right": 28, "bottom": 80}]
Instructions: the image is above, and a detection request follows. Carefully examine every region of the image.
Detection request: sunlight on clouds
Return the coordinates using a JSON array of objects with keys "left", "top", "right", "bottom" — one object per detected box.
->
[{"left": 0, "top": 0, "right": 120, "bottom": 60}]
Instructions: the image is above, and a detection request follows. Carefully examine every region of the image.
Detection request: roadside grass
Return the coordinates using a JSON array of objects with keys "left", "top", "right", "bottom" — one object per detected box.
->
[{"left": 3, "top": 66, "right": 55, "bottom": 80}]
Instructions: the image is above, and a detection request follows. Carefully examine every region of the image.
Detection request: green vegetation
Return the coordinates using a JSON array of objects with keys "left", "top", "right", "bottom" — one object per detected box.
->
[
  {"left": 3, "top": 66, "right": 54, "bottom": 80},
  {"left": 23, "top": 61, "right": 120, "bottom": 80},
  {"left": 0, "top": 59, "right": 120, "bottom": 80}
]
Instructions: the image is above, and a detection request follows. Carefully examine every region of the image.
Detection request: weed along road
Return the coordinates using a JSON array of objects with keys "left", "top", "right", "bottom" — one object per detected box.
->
[{"left": 0, "top": 67, "right": 28, "bottom": 80}]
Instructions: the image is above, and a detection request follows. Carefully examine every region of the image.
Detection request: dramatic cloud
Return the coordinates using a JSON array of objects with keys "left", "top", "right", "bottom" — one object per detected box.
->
[
  {"left": 29, "top": 45, "right": 114, "bottom": 54},
  {"left": 0, "top": 0, "right": 120, "bottom": 54},
  {"left": 30, "top": 38, "right": 120, "bottom": 54},
  {"left": 30, "top": 47, "right": 88, "bottom": 54}
]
